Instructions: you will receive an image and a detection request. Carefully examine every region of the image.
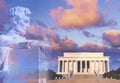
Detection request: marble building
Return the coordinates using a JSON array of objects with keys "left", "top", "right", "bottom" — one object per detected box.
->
[{"left": 57, "top": 52, "right": 110, "bottom": 76}]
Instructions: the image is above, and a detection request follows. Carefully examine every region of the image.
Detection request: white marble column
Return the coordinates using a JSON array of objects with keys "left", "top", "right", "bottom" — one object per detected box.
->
[
  {"left": 102, "top": 60, "right": 105, "bottom": 73},
  {"left": 100, "top": 60, "right": 102, "bottom": 73},
  {"left": 89, "top": 60, "right": 91, "bottom": 73},
  {"left": 97, "top": 61, "right": 99, "bottom": 72},
  {"left": 104, "top": 61, "right": 106, "bottom": 73},
  {"left": 90, "top": 60, "right": 92, "bottom": 73},
  {"left": 68, "top": 60, "right": 69, "bottom": 72},
  {"left": 76, "top": 60, "right": 78, "bottom": 73},
  {"left": 66, "top": 60, "right": 68, "bottom": 73},
  {"left": 58, "top": 60, "right": 60, "bottom": 73},
  {"left": 91, "top": 61, "right": 93, "bottom": 72},
  {"left": 72, "top": 61, "right": 74, "bottom": 72},
  {"left": 64, "top": 61, "right": 66, "bottom": 73},
  {"left": 80, "top": 60, "right": 82, "bottom": 73},
  {"left": 62, "top": 60, "right": 64, "bottom": 72},
  {"left": 72, "top": 61, "right": 73, "bottom": 71},
  {"left": 76, "top": 61, "right": 77, "bottom": 72},
  {"left": 94, "top": 60, "right": 96, "bottom": 72},
  {"left": 105, "top": 60, "right": 108, "bottom": 72},
  {"left": 73, "top": 61, "right": 76, "bottom": 72},
  {"left": 107, "top": 60, "right": 109, "bottom": 72},
  {"left": 85, "top": 60, "right": 87, "bottom": 73},
  {"left": 74, "top": 60, "right": 77, "bottom": 73},
  {"left": 98, "top": 60, "right": 100, "bottom": 73},
  {"left": 105, "top": 61, "right": 107, "bottom": 72}
]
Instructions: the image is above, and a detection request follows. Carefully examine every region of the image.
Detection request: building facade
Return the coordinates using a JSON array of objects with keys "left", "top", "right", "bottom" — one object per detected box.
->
[{"left": 57, "top": 52, "right": 110, "bottom": 76}]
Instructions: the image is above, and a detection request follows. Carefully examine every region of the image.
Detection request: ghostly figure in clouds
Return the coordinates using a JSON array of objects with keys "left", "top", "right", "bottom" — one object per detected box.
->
[
  {"left": 0, "top": 6, "right": 31, "bottom": 46},
  {"left": 0, "top": 6, "right": 49, "bottom": 82},
  {"left": 0, "top": 6, "right": 31, "bottom": 82},
  {"left": 10, "top": 6, "right": 31, "bottom": 36}
]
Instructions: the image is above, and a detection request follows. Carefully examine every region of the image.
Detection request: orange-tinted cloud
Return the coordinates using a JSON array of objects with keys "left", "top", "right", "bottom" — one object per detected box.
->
[
  {"left": 50, "top": 0, "right": 102, "bottom": 29},
  {"left": 79, "top": 42, "right": 105, "bottom": 52},
  {"left": 103, "top": 30, "right": 120, "bottom": 47},
  {"left": 26, "top": 25, "right": 48, "bottom": 40},
  {"left": 48, "top": 28, "right": 105, "bottom": 52},
  {"left": 51, "top": 37, "right": 77, "bottom": 51}
]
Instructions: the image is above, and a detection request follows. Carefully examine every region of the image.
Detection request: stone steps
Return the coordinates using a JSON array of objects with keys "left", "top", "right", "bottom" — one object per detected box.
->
[
  {"left": 62, "top": 74, "right": 97, "bottom": 79},
  {"left": 48, "top": 79, "right": 120, "bottom": 83},
  {"left": 71, "top": 74, "right": 96, "bottom": 79}
]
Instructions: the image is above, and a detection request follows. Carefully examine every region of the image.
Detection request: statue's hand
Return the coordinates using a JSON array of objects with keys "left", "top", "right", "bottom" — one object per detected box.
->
[
  {"left": 26, "top": 41, "right": 33, "bottom": 49},
  {"left": 26, "top": 40, "right": 51, "bottom": 56},
  {"left": 27, "top": 40, "right": 39, "bottom": 49},
  {"left": 27, "top": 40, "right": 50, "bottom": 49}
]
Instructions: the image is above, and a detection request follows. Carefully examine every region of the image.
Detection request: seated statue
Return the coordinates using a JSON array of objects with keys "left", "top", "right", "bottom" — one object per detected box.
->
[{"left": 0, "top": 6, "right": 49, "bottom": 82}]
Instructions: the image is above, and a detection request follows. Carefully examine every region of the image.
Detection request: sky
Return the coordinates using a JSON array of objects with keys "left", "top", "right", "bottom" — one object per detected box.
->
[{"left": 0, "top": 0, "right": 120, "bottom": 82}]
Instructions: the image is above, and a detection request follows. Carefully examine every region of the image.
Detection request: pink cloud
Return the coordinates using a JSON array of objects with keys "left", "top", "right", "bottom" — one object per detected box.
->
[
  {"left": 50, "top": 0, "right": 102, "bottom": 29},
  {"left": 79, "top": 42, "right": 105, "bottom": 52},
  {"left": 103, "top": 30, "right": 120, "bottom": 47},
  {"left": 51, "top": 37, "right": 77, "bottom": 51},
  {"left": 26, "top": 25, "right": 48, "bottom": 40},
  {"left": 48, "top": 28, "right": 105, "bottom": 52}
]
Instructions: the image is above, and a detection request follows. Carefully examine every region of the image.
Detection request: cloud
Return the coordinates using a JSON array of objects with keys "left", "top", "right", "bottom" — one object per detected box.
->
[
  {"left": 26, "top": 20, "right": 49, "bottom": 40},
  {"left": 96, "top": 19, "right": 117, "bottom": 27},
  {"left": 103, "top": 30, "right": 120, "bottom": 47},
  {"left": 0, "top": 0, "right": 9, "bottom": 31},
  {"left": 26, "top": 26, "right": 44, "bottom": 40},
  {"left": 79, "top": 42, "right": 105, "bottom": 52},
  {"left": 51, "top": 37, "right": 78, "bottom": 51},
  {"left": 48, "top": 28, "right": 106, "bottom": 53},
  {"left": 47, "top": 28, "right": 78, "bottom": 51},
  {"left": 50, "top": 0, "right": 103, "bottom": 29},
  {"left": 36, "top": 20, "right": 47, "bottom": 28},
  {"left": 82, "top": 30, "right": 95, "bottom": 38},
  {"left": 45, "top": 28, "right": 120, "bottom": 69}
]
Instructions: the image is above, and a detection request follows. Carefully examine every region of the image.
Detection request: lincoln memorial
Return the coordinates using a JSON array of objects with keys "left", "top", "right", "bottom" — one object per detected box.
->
[{"left": 57, "top": 52, "right": 110, "bottom": 77}]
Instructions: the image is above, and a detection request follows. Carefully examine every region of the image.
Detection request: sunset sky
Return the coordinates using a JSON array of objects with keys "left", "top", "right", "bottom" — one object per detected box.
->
[{"left": 0, "top": 0, "right": 120, "bottom": 82}]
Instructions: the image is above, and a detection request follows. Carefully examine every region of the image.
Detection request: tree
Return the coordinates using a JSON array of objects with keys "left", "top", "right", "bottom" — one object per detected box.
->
[
  {"left": 47, "top": 69, "right": 62, "bottom": 80},
  {"left": 38, "top": 69, "right": 62, "bottom": 80},
  {"left": 103, "top": 68, "right": 120, "bottom": 80}
]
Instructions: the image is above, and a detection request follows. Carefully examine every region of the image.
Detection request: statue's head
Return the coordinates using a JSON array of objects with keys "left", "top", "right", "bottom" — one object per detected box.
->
[
  {"left": 10, "top": 6, "right": 31, "bottom": 28},
  {"left": 10, "top": 6, "right": 31, "bottom": 36}
]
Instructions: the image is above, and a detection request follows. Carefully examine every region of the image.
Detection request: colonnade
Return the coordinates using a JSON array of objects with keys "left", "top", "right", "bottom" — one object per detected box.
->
[{"left": 58, "top": 60, "right": 109, "bottom": 74}]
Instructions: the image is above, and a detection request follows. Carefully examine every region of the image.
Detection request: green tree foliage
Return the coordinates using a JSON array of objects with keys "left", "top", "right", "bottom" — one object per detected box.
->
[
  {"left": 103, "top": 68, "right": 120, "bottom": 80},
  {"left": 39, "top": 69, "right": 62, "bottom": 80},
  {"left": 47, "top": 69, "right": 62, "bottom": 80}
]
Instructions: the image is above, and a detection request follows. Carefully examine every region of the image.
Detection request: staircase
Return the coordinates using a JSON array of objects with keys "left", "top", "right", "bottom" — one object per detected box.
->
[
  {"left": 62, "top": 74, "right": 97, "bottom": 79},
  {"left": 72, "top": 74, "right": 96, "bottom": 79},
  {"left": 48, "top": 79, "right": 120, "bottom": 83}
]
